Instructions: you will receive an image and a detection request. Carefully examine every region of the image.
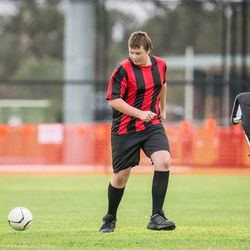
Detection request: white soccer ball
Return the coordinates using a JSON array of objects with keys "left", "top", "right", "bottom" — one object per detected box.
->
[{"left": 8, "top": 207, "right": 33, "bottom": 231}]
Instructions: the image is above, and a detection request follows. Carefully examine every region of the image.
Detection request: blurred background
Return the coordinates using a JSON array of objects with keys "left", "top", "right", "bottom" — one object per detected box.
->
[{"left": 0, "top": 0, "right": 249, "bottom": 171}]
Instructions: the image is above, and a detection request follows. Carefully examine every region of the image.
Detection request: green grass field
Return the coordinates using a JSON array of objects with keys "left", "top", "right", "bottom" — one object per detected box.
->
[{"left": 0, "top": 173, "right": 250, "bottom": 249}]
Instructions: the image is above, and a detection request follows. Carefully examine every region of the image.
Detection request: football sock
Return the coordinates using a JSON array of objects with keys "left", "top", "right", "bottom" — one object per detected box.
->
[
  {"left": 107, "top": 183, "right": 125, "bottom": 219},
  {"left": 151, "top": 170, "right": 169, "bottom": 216}
]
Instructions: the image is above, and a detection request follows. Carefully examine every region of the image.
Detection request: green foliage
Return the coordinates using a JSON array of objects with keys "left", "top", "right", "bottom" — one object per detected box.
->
[
  {"left": 0, "top": 31, "right": 25, "bottom": 78},
  {"left": 5, "top": 1, "right": 64, "bottom": 59},
  {"left": 95, "top": 6, "right": 137, "bottom": 80},
  {"left": 139, "top": 4, "right": 222, "bottom": 57},
  {"left": 0, "top": 174, "right": 249, "bottom": 249},
  {"left": 14, "top": 58, "right": 63, "bottom": 80},
  {"left": 0, "top": 1, "right": 64, "bottom": 79}
]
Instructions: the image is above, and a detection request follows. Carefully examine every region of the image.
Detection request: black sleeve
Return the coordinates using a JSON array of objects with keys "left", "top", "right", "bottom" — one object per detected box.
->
[{"left": 231, "top": 95, "right": 239, "bottom": 125}]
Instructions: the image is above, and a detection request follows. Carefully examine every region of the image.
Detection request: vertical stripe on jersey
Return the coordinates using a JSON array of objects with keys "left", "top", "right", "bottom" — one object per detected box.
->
[
  {"left": 117, "top": 62, "right": 145, "bottom": 134},
  {"left": 108, "top": 65, "right": 129, "bottom": 134},
  {"left": 151, "top": 57, "right": 162, "bottom": 114},
  {"left": 111, "top": 65, "right": 131, "bottom": 134},
  {"left": 134, "top": 66, "right": 155, "bottom": 131},
  {"left": 109, "top": 66, "right": 128, "bottom": 100},
  {"left": 127, "top": 64, "right": 145, "bottom": 132}
]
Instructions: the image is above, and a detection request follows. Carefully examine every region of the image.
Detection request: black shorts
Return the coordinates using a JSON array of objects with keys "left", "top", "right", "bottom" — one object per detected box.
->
[{"left": 111, "top": 124, "right": 170, "bottom": 173}]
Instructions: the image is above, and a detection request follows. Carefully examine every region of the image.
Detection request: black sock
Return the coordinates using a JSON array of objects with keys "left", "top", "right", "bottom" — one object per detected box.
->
[
  {"left": 151, "top": 170, "right": 170, "bottom": 215},
  {"left": 107, "top": 183, "right": 125, "bottom": 219}
]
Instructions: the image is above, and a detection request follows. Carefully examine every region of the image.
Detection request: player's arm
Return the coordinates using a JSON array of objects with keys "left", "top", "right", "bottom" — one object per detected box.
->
[
  {"left": 231, "top": 96, "right": 241, "bottom": 125},
  {"left": 159, "top": 83, "right": 167, "bottom": 122},
  {"left": 109, "top": 98, "right": 156, "bottom": 122}
]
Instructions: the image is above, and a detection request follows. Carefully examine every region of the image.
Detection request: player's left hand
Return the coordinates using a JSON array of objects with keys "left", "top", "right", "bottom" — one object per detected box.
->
[{"left": 141, "top": 111, "right": 156, "bottom": 122}]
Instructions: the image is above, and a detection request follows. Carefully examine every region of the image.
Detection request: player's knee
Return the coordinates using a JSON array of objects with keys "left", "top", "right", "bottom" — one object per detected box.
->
[
  {"left": 162, "top": 159, "right": 171, "bottom": 170},
  {"left": 154, "top": 157, "right": 171, "bottom": 171},
  {"left": 111, "top": 169, "right": 130, "bottom": 188}
]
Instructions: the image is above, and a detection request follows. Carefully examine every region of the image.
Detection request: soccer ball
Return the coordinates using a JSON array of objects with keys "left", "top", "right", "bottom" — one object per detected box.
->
[{"left": 8, "top": 207, "right": 33, "bottom": 231}]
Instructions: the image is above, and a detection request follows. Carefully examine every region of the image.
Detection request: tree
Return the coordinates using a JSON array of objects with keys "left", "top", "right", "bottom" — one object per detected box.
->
[
  {"left": 0, "top": 0, "right": 64, "bottom": 79},
  {"left": 138, "top": 1, "right": 222, "bottom": 56}
]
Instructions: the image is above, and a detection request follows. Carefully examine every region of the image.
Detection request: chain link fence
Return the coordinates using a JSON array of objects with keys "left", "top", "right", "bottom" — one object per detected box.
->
[
  {"left": 0, "top": 0, "right": 249, "bottom": 169},
  {"left": 0, "top": 0, "right": 249, "bottom": 125}
]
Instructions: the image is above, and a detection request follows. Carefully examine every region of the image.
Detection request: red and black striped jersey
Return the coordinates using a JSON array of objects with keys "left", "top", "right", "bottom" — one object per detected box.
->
[{"left": 106, "top": 56, "right": 167, "bottom": 134}]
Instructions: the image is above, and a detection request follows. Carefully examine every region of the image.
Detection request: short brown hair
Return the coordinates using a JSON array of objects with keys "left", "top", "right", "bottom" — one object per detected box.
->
[{"left": 128, "top": 31, "right": 153, "bottom": 52}]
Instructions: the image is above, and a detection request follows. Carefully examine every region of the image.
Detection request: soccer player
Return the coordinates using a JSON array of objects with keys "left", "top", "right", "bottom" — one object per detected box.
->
[
  {"left": 99, "top": 31, "right": 176, "bottom": 233},
  {"left": 231, "top": 92, "right": 250, "bottom": 154}
]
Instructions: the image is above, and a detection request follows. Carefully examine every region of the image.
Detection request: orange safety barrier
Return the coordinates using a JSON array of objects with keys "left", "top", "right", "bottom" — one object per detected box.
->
[
  {"left": 192, "top": 126, "right": 218, "bottom": 167},
  {"left": 0, "top": 121, "right": 249, "bottom": 168},
  {"left": 0, "top": 124, "right": 62, "bottom": 164},
  {"left": 63, "top": 123, "right": 111, "bottom": 167}
]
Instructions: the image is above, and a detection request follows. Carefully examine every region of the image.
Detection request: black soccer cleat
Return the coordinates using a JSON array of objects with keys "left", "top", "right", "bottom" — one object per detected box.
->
[
  {"left": 99, "top": 214, "right": 116, "bottom": 233},
  {"left": 147, "top": 210, "right": 176, "bottom": 231}
]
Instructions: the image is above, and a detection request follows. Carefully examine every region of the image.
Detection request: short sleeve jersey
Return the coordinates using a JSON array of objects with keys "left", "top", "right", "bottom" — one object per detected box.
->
[
  {"left": 106, "top": 56, "right": 166, "bottom": 134},
  {"left": 231, "top": 92, "right": 250, "bottom": 135}
]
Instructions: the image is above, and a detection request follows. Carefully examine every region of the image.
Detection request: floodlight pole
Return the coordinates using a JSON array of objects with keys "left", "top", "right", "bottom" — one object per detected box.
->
[
  {"left": 221, "top": 3, "right": 231, "bottom": 126},
  {"left": 184, "top": 46, "right": 194, "bottom": 123},
  {"left": 63, "top": 0, "right": 95, "bottom": 123},
  {"left": 241, "top": 0, "right": 248, "bottom": 92}
]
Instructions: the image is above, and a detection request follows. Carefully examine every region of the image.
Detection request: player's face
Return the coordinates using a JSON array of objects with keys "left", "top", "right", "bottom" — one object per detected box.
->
[{"left": 129, "top": 46, "right": 150, "bottom": 66}]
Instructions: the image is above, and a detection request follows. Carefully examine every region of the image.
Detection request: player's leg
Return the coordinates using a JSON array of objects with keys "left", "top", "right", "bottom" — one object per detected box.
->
[
  {"left": 142, "top": 125, "right": 175, "bottom": 231},
  {"left": 147, "top": 150, "right": 175, "bottom": 230},
  {"left": 107, "top": 168, "right": 131, "bottom": 219},
  {"left": 100, "top": 132, "right": 140, "bottom": 233},
  {"left": 99, "top": 168, "right": 131, "bottom": 233},
  {"left": 151, "top": 150, "right": 171, "bottom": 215}
]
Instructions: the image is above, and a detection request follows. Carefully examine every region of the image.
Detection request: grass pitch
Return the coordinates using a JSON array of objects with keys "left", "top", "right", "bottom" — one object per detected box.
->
[{"left": 0, "top": 173, "right": 250, "bottom": 249}]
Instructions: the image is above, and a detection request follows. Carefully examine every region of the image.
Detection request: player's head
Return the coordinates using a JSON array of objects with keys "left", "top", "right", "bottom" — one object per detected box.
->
[
  {"left": 128, "top": 31, "right": 153, "bottom": 52},
  {"left": 128, "top": 31, "right": 152, "bottom": 66}
]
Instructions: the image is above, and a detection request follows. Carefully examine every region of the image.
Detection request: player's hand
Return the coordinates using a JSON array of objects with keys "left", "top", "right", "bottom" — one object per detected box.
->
[
  {"left": 233, "top": 117, "right": 242, "bottom": 124},
  {"left": 139, "top": 111, "right": 156, "bottom": 122}
]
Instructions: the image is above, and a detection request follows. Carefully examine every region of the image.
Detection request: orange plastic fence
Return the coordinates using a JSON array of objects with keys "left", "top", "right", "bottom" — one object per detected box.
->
[{"left": 0, "top": 121, "right": 249, "bottom": 168}]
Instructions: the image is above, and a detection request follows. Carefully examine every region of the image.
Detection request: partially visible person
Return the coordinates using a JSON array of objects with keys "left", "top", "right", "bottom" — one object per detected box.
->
[
  {"left": 231, "top": 92, "right": 250, "bottom": 154},
  {"left": 99, "top": 31, "right": 176, "bottom": 233}
]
